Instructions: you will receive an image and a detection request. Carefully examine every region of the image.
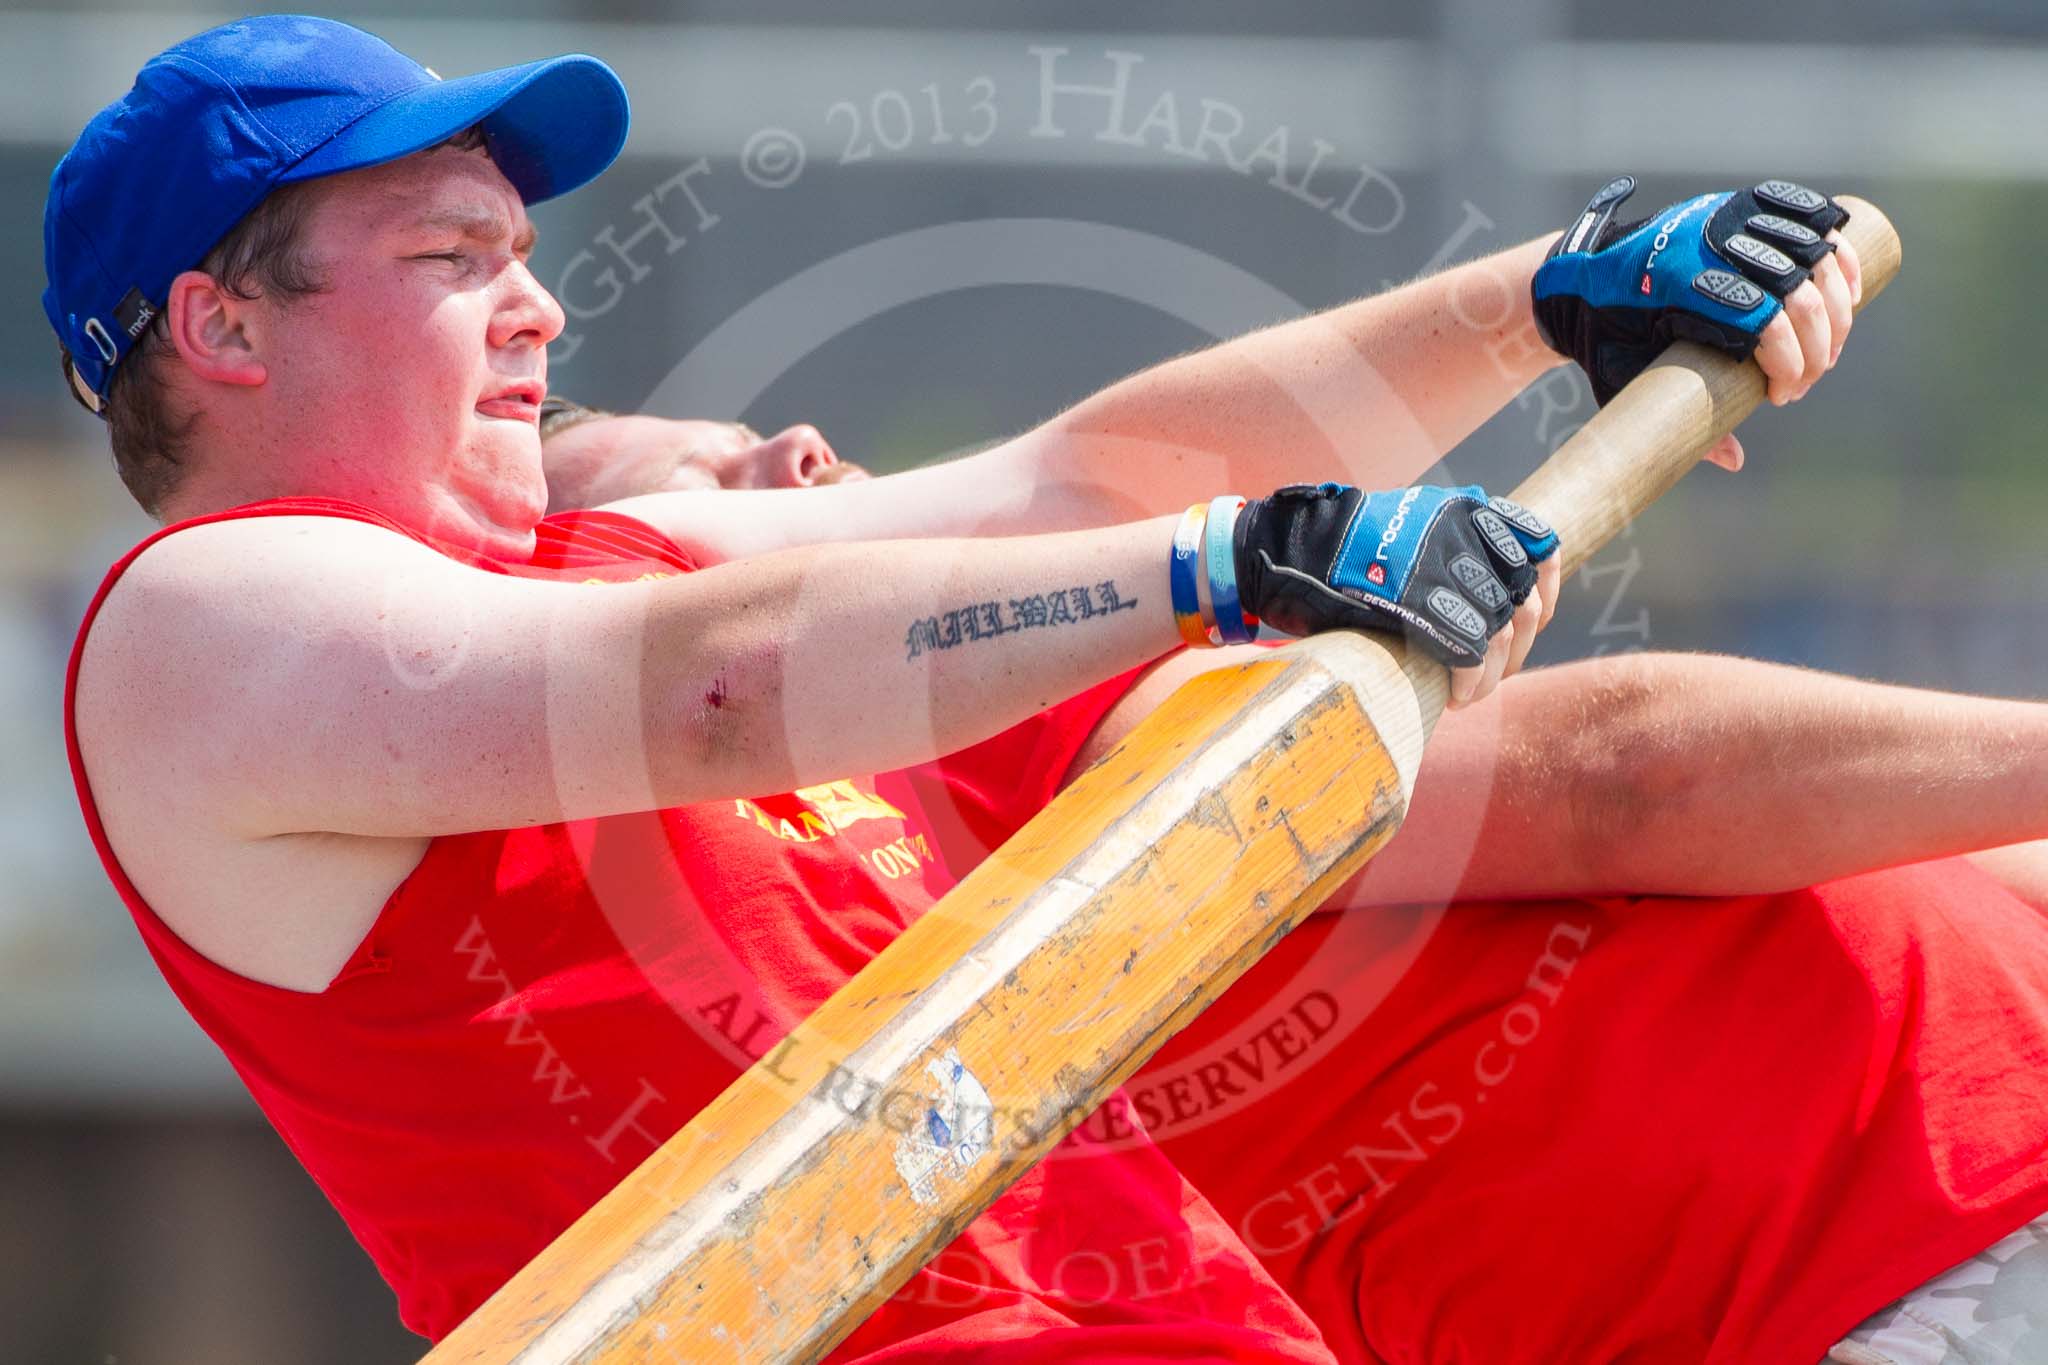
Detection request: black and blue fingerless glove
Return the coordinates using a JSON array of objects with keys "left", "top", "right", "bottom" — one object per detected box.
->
[
  {"left": 1533, "top": 175, "right": 1850, "bottom": 404},
  {"left": 1233, "top": 483, "right": 1559, "bottom": 666}
]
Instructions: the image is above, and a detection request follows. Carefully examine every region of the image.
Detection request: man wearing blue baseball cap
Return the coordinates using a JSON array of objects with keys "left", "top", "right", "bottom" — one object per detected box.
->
[
  {"left": 45, "top": 13, "right": 626, "bottom": 525},
  {"left": 48, "top": 14, "right": 1581, "bottom": 1357}
]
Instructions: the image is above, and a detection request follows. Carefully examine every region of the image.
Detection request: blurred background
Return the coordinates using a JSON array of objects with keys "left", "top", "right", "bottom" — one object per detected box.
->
[{"left": 3, "top": 1, "right": 2043, "bottom": 1360}]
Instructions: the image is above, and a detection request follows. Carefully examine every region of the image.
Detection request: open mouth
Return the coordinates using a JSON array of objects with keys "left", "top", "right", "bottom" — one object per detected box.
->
[{"left": 477, "top": 382, "right": 545, "bottom": 421}]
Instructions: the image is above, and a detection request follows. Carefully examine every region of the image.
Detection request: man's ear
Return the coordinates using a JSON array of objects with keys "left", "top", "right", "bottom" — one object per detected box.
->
[{"left": 164, "top": 269, "right": 267, "bottom": 388}]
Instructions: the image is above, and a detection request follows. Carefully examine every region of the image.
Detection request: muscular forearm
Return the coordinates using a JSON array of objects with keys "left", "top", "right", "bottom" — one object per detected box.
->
[
  {"left": 634, "top": 519, "right": 1181, "bottom": 802},
  {"left": 1502, "top": 654, "right": 2048, "bottom": 897},
  {"left": 1064, "top": 644, "right": 2039, "bottom": 910},
  {"left": 1026, "top": 235, "right": 1565, "bottom": 514},
  {"left": 1297, "top": 651, "right": 2048, "bottom": 907}
]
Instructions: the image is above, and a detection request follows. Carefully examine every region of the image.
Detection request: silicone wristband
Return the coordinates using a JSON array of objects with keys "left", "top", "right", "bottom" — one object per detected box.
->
[
  {"left": 1204, "top": 496, "right": 1254, "bottom": 645},
  {"left": 1170, "top": 503, "right": 1213, "bottom": 649}
]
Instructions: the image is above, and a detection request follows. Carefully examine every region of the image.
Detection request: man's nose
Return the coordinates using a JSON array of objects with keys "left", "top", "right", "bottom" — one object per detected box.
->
[
  {"left": 761, "top": 425, "right": 838, "bottom": 487},
  {"left": 492, "top": 259, "right": 566, "bottom": 350}
]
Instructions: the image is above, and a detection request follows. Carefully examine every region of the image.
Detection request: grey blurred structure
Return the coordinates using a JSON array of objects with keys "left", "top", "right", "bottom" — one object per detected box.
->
[{"left": 2, "top": 2, "right": 2043, "bottom": 1361}]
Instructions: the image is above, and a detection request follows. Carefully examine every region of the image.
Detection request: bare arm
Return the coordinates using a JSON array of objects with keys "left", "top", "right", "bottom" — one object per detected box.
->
[
  {"left": 605, "top": 237, "right": 1566, "bottom": 562},
  {"left": 77, "top": 514, "right": 1180, "bottom": 840},
  {"left": 1542, "top": 654, "right": 2048, "bottom": 896},
  {"left": 1019, "top": 234, "right": 1564, "bottom": 515},
  {"left": 567, "top": 215, "right": 1859, "bottom": 562},
  {"left": 1068, "top": 649, "right": 2048, "bottom": 903}
]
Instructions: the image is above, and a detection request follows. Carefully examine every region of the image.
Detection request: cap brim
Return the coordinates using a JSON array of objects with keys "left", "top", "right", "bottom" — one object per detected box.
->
[{"left": 280, "top": 54, "right": 628, "bottom": 205}]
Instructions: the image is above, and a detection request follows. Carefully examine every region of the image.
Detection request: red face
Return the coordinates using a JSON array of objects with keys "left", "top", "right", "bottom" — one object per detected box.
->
[{"left": 246, "top": 144, "right": 562, "bottom": 557}]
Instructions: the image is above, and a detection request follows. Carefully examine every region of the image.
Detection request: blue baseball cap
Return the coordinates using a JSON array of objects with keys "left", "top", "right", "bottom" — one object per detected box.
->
[{"left": 43, "top": 14, "right": 630, "bottom": 417}]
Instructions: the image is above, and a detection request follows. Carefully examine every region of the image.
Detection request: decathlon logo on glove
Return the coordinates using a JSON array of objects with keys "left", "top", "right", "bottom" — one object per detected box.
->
[{"left": 1231, "top": 482, "right": 1560, "bottom": 667}]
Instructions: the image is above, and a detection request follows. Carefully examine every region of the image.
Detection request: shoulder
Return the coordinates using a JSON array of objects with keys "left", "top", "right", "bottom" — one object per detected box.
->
[
  {"left": 73, "top": 515, "right": 473, "bottom": 796},
  {"left": 118, "top": 509, "right": 448, "bottom": 582},
  {"left": 89, "top": 513, "right": 477, "bottom": 652},
  {"left": 69, "top": 515, "right": 454, "bottom": 989}
]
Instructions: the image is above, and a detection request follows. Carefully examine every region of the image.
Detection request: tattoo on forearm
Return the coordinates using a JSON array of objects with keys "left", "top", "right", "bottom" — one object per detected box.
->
[{"left": 904, "top": 580, "right": 1138, "bottom": 661}]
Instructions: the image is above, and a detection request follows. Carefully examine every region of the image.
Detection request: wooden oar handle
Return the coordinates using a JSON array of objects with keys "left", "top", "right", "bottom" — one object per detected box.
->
[
  {"left": 1513, "top": 194, "right": 1902, "bottom": 580},
  {"left": 1265, "top": 196, "right": 1905, "bottom": 855}
]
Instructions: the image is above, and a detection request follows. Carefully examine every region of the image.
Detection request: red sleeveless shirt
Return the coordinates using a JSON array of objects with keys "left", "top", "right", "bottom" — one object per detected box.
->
[
  {"left": 923, "top": 709, "right": 2048, "bottom": 1363},
  {"left": 65, "top": 498, "right": 1339, "bottom": 1361}
]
